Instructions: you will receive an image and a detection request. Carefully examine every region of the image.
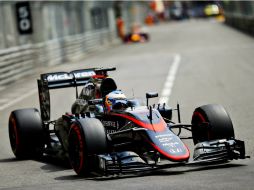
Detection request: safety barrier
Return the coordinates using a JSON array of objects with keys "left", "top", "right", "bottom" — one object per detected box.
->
[
  {"left": 225, "top": 13, "right": 254, "bottom": 35},
  {"left": 0, "top": 29, "right": 118, "bottom": 86},
  {"left": 224, "top": 1, "right": 254, "bottom": 35},
  {"left": 0, "top": 44, "right": 35, "bottom": 85}
]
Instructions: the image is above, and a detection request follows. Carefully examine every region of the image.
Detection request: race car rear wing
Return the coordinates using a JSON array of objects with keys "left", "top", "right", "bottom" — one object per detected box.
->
[
  {"left": 37, "top": 67, "right": 116, "bottom": 121},
  {"left": 40, "top": 67, "right": 116, "bottom": 89}
]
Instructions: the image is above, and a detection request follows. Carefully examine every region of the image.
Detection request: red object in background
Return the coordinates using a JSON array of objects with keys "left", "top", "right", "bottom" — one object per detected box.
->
[
  {"left": 150, "top": 1, "right": 156, "bottom": 11},
  {"left": 116, "top": 17, "right": 125, "bottom": 40},
  {"left": 145, "top": 14, "right": 154, "bottom": 25}
]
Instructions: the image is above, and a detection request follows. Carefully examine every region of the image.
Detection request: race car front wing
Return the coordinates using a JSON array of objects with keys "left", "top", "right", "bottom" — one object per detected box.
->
[{"left": 92, "top": 138, "right": 248, "bottom": 176}]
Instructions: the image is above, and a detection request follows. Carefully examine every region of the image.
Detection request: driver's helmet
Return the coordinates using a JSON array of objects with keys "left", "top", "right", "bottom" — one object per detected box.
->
[{"left": 105, "top": 90, "right": 128, "bottom": 112}]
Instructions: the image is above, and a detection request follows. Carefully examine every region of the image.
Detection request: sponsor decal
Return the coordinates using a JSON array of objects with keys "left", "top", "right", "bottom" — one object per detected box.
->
[
  {"left": 106, "top": 129, "right": 117, "bottom": 134},
  {"left": 155, "top": 133, "right": 184, "bottom": 154},
  {"left": 102, "top": 120, "right": 119, "bottom": 128},
  {"left": 158, "top": 137, "right": 173, "bottom": 143},
  {"left": 155, "top": 134, "right": 173, "bottom": 138},
  {"left": 168, "top": 148, "right": 184, "bottom": 154},
  {"left": 47, "top": 71, "right": 96, "bottom": 81}
]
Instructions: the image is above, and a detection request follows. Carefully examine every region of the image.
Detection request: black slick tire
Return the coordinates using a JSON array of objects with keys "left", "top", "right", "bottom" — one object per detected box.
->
[
  {"left": 191, "top": 104, "right": 235, "bottom": 144},
  {"left": 8, "top": 108, "right": 45, "bottom": 159},
  {"left": 68, "top": 117, "right": 107, "bottom": 176}
]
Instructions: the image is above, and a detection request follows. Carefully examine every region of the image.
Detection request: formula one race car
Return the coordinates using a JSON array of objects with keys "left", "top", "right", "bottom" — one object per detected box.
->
[
  {"left": 8, "top": 67, "right": 248, "bottom": 176},
  {"left": 123, "top": 23, "right": 149, "bottom": 43},
  {"left": 123, "top": 33, "right": 149, "bottom": 43}
]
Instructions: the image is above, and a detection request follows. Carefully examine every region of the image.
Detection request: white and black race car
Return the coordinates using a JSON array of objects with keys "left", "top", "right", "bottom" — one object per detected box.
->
[{"left": 8, "top": 67, "right": 248, "bottom": 176}]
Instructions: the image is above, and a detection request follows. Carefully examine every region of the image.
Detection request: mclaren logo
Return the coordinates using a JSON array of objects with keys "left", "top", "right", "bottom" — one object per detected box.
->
[{"left": 47, "top": 71, "right": 95, "bottom": 81}]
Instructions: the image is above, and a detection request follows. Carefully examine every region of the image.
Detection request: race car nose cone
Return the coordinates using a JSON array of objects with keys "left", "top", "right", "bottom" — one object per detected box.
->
[{"left": 147, "top": 130, "right": 190, "bottom": 162}]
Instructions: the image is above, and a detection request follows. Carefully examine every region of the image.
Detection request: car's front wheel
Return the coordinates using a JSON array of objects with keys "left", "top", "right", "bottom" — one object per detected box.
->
[
  {"left": 68, "top": 117, "right": 107, "bottom": 176},
  {"left": 191, "top": 104, "right": 235, "bottom": 144}
]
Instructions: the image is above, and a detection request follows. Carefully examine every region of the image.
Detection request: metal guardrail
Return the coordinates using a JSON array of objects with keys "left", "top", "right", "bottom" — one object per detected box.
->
[
  {"left": 224, "top": 13, "right": 254, "bottom": 34},
  {"left": 0, "top": 44, "right": 35, "bottom": 85},
  {"left": 223, "top": 1, "right": 254, "bottom": 35},
  {"left": 0, "top": 29, "right": 118, "bottom": 86}
]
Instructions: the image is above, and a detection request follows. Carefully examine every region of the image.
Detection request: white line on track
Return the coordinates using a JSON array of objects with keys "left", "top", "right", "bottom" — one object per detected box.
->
[
  {"left": 0, "top": 89, "right": 37, "bottom": 111},
  {"left": 159, "top": 54, "right": 181, "bottom": 104}
]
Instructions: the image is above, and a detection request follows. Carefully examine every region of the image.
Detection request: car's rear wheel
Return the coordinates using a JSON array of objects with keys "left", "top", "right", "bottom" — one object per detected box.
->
[
  {"left": 68, "top": 118, "right": 107, "bottom": 176},
  {"left": 191, "top": 104, "right": 235, "bottom": 144},
  {"left": 9, "top": 108, "right": 45, "bottom": 159}
]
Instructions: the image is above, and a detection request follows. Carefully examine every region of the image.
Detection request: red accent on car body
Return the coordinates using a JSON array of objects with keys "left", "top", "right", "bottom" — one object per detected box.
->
[
  {"left": 149, "top": 142, "right": 190, "bottom": 161},
  {"left": 92, "top": 75, "right": 107, "bottom": 79},
  {"left": 111, "top": 113, "right": 167, "bottom": 132},
  {"left": 111, "top": 112, "right": 190, "bottom": 161}
]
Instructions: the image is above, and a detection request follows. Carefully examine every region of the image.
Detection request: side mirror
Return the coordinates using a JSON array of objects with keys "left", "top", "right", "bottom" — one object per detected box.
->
[
  {"left": 146, "top": 92, "right": 158, "bottom": 99},
  {"left": 146, "top": 92, "right": 158, "bottom": 107}
]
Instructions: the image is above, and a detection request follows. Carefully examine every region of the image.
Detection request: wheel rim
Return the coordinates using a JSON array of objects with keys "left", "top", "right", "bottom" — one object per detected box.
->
[
  {"left": 9, "top": 116, "right": 19, "bottom": 154},
  {"left": 69, "top": 124, "right": 85, "bottom": 174}
]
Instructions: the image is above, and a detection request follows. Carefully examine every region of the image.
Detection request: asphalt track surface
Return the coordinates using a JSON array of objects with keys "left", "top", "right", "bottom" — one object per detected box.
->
[{"left": 0, "top": 19, "right": 254, "bottom": 190}]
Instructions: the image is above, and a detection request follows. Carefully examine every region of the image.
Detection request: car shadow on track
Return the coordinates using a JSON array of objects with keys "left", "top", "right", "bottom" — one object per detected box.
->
[
  {"left": 54, "top": 163, "right": 246, "bottom": 181},
  {"left": 39, "top": 155, "right": 72, "bottom": 173},
  {"left": 0, "top": 157, "right": 21, "bottom": 162},
  {"left": 1, "top": 157, "right": 247, "bottom": 181},
  {"left": 0, "top": 156, "right": 72, "bottom": 173},
  {"left": 54, "top": 170, "right": 185, "bottom": 181}
]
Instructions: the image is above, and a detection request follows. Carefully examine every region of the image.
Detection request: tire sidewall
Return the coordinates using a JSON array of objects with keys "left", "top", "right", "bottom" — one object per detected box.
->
[
  {"left": 68, "top": 123, "right": 88, "bottom": 175},
  {"left": 191, "top": 104, "right": 235, "bottom": 144},
  {"left": 8, "top": 108, "right": 44, "bottom": 159},
  {"left": 68, "top": 117, "right": 107, "bottom": 176}
]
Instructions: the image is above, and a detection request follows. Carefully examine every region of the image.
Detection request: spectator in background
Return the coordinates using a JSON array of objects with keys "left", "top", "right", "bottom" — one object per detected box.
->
[{"left": 116, "top": 17, "right": 125, "bottom": 40}]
